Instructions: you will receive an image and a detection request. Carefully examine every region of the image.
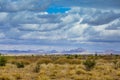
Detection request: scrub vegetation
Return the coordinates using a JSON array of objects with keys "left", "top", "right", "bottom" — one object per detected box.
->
[{"left": 0, "top": 54, "right": 120, "bottom": 80}]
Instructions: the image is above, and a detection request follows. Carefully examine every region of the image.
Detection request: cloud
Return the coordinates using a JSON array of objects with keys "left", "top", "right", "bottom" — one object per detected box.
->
[
  {"left": 0, "top": 12, "right": 8, "bottom": 21},
  {"left": 0, "top": 0, "right": 120, "bottom": 51},
  {"left": 68, "top": 7, "right": 120, "bottom": 26},
  {"left": 82, "top": 11, "right": 120, "bottom": 25},
  {"left": 84, "top": 18, "right": 120, "bottom": 43},
  {"left": 19, "top": 23, "right": 60, "bottom": 32},
  {"left": 0, "top": 11, "right": 61, "bottom": 26},
  {"left": 0, "top": 33, "right": 5, "bottom": 38},
  {"left": 0, "top": 7, "right": 120, "bottom": 44},
  {"left": 53, "top": 0, "right": 120, "bottom": 9},
  {"left": 105, "top": 18, "right": 120, "bottom": 30},
  {"left": 0, "top": 0, "right": 51, "bottom": 12}
]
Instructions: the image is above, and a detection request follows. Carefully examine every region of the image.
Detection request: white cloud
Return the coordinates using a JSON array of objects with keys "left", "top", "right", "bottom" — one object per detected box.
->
[
  {"left": 0, "top": 0, "right": 51, "bottom": 12},
  {"left": 61, "top": 13, "right": 81, "bottom": 23},
  {"left": 4, "top": 7, "right": 118, "bottom": 43},
  {"left": 20, "top": 31, "right": 68, "bottom": 40},
  {"left": 20, "top": 24, "right": 39, "bottom": 30},
  {"left": 0, "top": 12, "right": 8, "bottom": 22},
  {"left": 0, "top": 33, "right": 5, "bottom": 38}
]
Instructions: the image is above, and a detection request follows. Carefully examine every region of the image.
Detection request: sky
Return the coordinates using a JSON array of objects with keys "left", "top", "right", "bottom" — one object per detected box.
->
[{"left": 0, "top": 0, "right": 120, "bottom": 52}]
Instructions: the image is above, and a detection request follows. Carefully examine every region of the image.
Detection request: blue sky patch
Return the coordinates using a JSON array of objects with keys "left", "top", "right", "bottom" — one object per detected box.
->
[{"left": 47, "top": 6, "right": 70, "bottom": 14}]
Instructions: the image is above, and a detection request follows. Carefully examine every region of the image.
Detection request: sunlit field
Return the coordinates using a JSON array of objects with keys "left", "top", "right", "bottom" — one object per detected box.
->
[{"left": 0, "top": 54, "right": 120, "bottom": 80}]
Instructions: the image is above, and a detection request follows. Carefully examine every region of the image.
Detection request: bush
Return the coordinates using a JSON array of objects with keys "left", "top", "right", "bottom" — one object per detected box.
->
[
  {"left": 68, "top": 59, "right": 81, "bottom": 64},
  {"left": 37, "top": 75, "right": 50, "bottom": 80},
  {"left": 0, "top": 56, "right": 7, "bottom": 66},
  {"left": 33, "top": 63, "right": 40, "bottom": 73},
  {"left": 16, "top": 62, "right": 24, "bottom": 68},
  {"left": 37, "top": 58, "right": 52, "bottom": 64},
  {"left": 54, "top": 58, "right": 69, "bottom": 64},
  {"left": 83, "top": 59, "right": 96, "bottom": 71},
  {"left": 0, "top": 76, "right": 10, "bottom": 80},
  {"left": 11, "top": 60, "right": 30, "bottom": 65},
  {"left": 13, "top": 74, "right": 22, "bottom": 80},
  {"left": 66, "top": 55, "right": 74, "bottom": 59},
  {"left": 113, "top": 60, "right": 120, "bottom": 69}
]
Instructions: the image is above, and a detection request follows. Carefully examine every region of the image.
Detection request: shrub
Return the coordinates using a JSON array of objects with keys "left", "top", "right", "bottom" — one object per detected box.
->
[
  {"left": 33, "top": 63, "right": 40, "bottom": 73},
  {"left": 37, "top": 75, "right": 50, "bottom": 80},
  {"left": 66, "top": 55, "right": 74, "bottom": 59},
  {"left": 68, "top": 59, "right": 81, "bottom": 64},
  {"left": 113, "top": 60, "right": 120, "bottom": 69},
  {"left": 11, "top": 60, "right": 16, "bottom": 64},
  {"left": 0, "top": 76, "right": 10, "bottom": 80},
  {"left": 113, "top": 59, "right": 118, "bottom": 65},
  {"left": 74, "top": 55, "right": 78, "bottom": 58},
  {"left": 13, "top": 74, "right": 22, "bottom": 80},
  {"left": 16, "top": 62, "right": 24, "bottom": 68},
  {"left": 54, "top": 58, "right": 69, "bottom": 64},
  {"left": 0, "top": 56, "right": 7, "bottom": 66},
  {"left": 83, "top": 59, "right": 96, "bottom": 71},
  {"left": 37, "top": 58, "right": 52, "bottom": 64},
  {"left": 76, "top": 69, "right": 86, "bottom": 75},
  {"left": 11, "top": 60, "right": 30, "bottom": 65}
]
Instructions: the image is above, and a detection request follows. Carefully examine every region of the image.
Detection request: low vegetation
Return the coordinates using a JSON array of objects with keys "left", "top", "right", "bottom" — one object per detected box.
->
[
  {"left": 33, "top": 63, "right": 40, "bottom": 73},
  {"left": 0, "top": 55, "right": 7, "bottom": 66},
  {"left": 83, "top": 59, "right": 96, "bottom": 71},
  {"left": 0, "top": 54, "right": 120, "bottom": 80},
  {"left": 16, "top": 62, "right": 25, "bottom": 68}
]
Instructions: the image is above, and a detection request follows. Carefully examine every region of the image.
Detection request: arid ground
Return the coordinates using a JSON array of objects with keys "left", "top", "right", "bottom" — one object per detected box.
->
[{"left": 0, "top": 54, "right": 120, "bottom": 80}]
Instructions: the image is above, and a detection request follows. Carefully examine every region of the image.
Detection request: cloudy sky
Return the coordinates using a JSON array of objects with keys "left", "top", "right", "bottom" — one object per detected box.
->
[{"left": 0, "top": 0, "right": 120, "bottom": 51}]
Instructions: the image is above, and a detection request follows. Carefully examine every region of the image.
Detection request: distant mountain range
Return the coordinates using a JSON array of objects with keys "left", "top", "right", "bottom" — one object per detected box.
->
[
  {"left": 0, "top": 48, "right": 120, "bottom": 55},
  {"left": 104, "top": 50, "right": 120, "bottom": 54},
  {"left": 62, "top": 48, "right": 86, "bottom": 53},
  {"left": 0, "top": 48, "right": 86, "bottom": 54},
  {"left": 0, "top": 49, "right": 45, "bottom": 54}
]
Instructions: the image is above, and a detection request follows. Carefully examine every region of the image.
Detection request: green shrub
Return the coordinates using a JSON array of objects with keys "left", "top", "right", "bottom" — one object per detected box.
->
[
  {"left": 74, "top": 55, "right": 78, "bottom": 58},
  {"left": 0, "top": 56, "right": 7, "bottom": 66},
  {"left": 16, "top": 62, "right": 24, "bottom": 68},
  {"left": 66, "top": 55, "right": 74, "bottom": 59},
  {"left": 83, "top": 59, "right": 96, "bottom": 71}
]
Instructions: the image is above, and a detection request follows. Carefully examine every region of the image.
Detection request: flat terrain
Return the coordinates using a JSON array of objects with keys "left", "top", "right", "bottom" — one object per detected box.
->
[{"left": 0, "top": 54, "right": 120, "bottom": 80}]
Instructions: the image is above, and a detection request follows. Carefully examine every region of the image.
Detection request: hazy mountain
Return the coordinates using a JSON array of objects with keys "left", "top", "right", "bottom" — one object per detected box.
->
[
  {"left": 62, "top": 48, "right": 86, "bottom": 53},
  {"left": 0, "top": 48, "right": 119, "bottom": 55}
]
